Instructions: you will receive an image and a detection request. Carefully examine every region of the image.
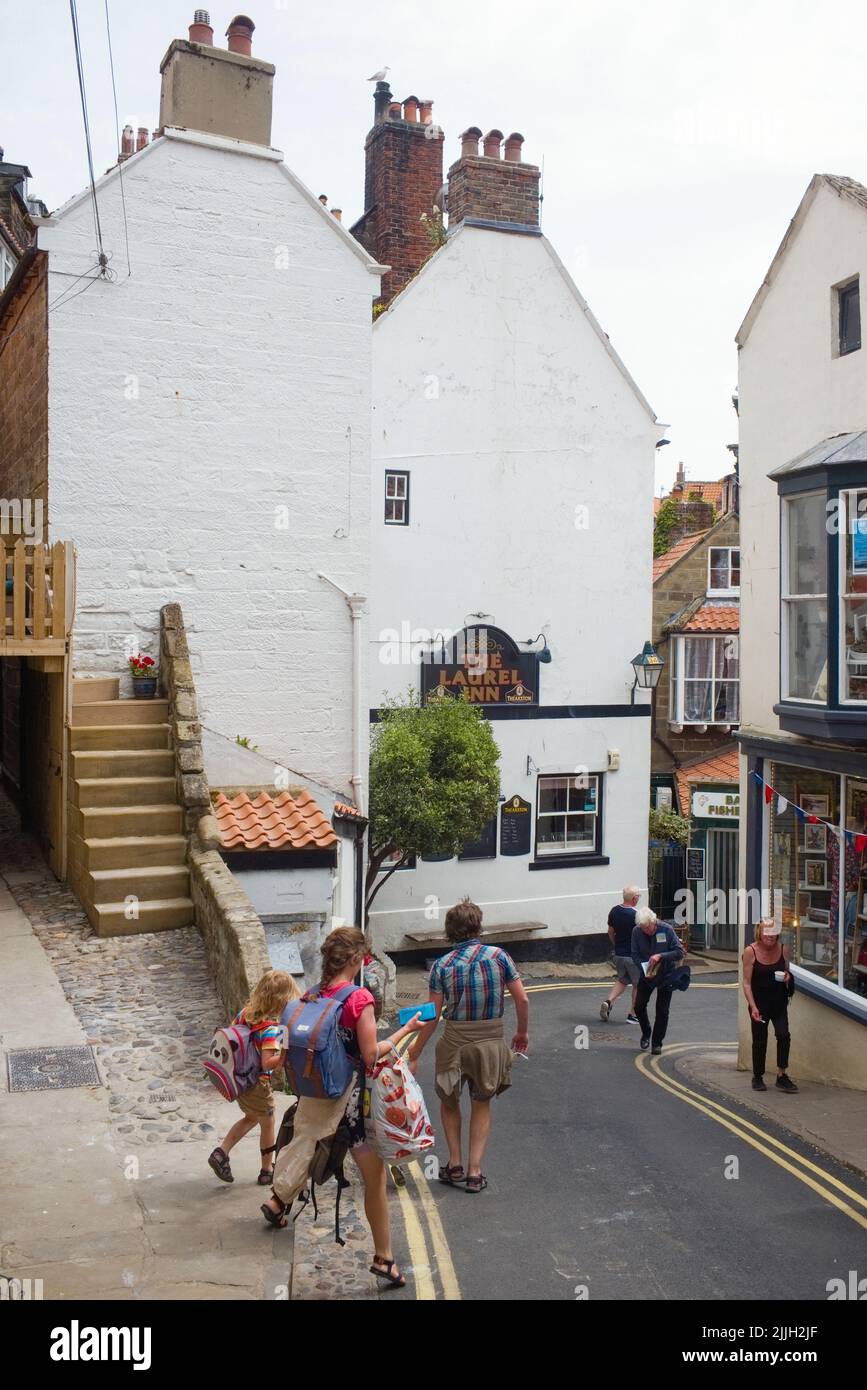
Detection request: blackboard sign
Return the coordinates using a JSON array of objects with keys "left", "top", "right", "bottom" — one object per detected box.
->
[
  {"left": 687, "top": 847, "right": 706, "bottom": 880},
  {"left": 459, "top": 817, "right": 498, "bottom": 860},
  {"left": 500, "top": 794, "right": 532, "bottom": 856}
]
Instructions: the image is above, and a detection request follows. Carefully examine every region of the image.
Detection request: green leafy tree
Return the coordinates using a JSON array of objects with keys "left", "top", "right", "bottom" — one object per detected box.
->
[
  {"left": 366, "top": 692, "right": 500, "bottom": 919},
  {"left": 649, "top": 804, "right": 690, "bottom": 845}
]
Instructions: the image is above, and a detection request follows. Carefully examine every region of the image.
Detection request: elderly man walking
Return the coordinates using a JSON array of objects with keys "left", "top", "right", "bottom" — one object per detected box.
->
[
  {"left": 407, "top": 899, "right": 529, "bottom": 1194},
  {"left": 631, "top": 906, "right": 684, "bottom": 1055},
  {"left": 600, "top": 885, "right": 641, "bottom": 1024}
]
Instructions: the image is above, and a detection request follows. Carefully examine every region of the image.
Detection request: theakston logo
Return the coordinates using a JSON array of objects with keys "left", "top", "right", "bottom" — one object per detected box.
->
[{"left": 49, "top": 1321, "right": 152, "bottom": 1371}]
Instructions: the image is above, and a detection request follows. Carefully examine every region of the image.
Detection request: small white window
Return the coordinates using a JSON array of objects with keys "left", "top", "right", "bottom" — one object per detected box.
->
[
  {"left": 0, "top": 241, "right": 15, "bottom": 291},
  {"left": 708, "top": 547, "right": 740, "bottom": 596},
  {"left": 670, "top": 636, "right": 739, "bottom": 726},
  {"left": 535, "top": 774, "right": 601, "bottom": 857},
  {"left": 384, "top": 470, "right": 409, "bottom": 525}
]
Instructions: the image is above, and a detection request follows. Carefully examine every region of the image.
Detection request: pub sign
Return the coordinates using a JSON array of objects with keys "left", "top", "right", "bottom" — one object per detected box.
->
[{"left": 421, "top": 626, "right": 540, "bottom": 706}]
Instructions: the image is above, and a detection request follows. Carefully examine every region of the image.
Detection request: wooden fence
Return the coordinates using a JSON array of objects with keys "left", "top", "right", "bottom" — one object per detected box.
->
[{"left": 1, "top": 538, "right": 73, "bottom": 645}]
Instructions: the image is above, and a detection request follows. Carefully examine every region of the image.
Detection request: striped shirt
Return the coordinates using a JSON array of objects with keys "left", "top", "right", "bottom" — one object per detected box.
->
[{"left": 429, "top": 940, "right": 520, "bottom": 1021}]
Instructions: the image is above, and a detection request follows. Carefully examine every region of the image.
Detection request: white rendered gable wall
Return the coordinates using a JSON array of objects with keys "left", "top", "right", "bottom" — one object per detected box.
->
[
  {"left": 368, "top": 226, "right": 658, "bottom": 946},
  {"left": 43, "top": 133, "right": 376, "bottom": 794}
]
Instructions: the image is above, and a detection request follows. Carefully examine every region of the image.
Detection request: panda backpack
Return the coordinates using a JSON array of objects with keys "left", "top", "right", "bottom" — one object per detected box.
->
[{"left": 204, "top": 1018, "right": 262, "bottom": 1101}]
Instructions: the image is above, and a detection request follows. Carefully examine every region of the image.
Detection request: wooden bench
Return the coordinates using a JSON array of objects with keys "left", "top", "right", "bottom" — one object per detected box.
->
[{"left": 403, "top": 920, "right": 547, "bottom": 948}]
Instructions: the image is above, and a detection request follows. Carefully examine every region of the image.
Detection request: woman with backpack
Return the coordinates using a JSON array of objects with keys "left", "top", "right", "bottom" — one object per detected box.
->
[{"left": 260, "top": 926, "right": 421, "bottom": 1290}]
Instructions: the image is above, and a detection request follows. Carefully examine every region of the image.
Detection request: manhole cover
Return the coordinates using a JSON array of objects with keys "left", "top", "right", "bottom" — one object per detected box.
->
[{"left": 7, "top": 1046, "right": 101, "bottom": 1092}]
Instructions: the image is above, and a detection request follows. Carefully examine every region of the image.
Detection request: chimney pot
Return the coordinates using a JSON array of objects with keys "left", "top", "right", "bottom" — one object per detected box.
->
[
  {"left": 483, "top": 129, "right": 504, "bottom": 158},
  {"left": 318, "top": 193, "right": 328, "bottom": 205},
  {"left": 460, "top": 126, "right": 482, "bottom": 158},
  {"left": 136, "top": 127, "right": 149, "bottom": 151},
  {"left": 403, "top": 96, "right": 419, "bottom": 123},
  {"left": 121, "top": 125, "right": 135, "bottom": 158},
  {"left": 504, "top": 131, "right": 524, "bottom": 162},
  {"left": 331, "top": 208, "right": 342, "bottom": 222},
  {"left": 419, "top": 100, "right": 434, "bottom": 124},
  {"left": 189, "top": 9, "right": 214, "bottom": 44},
  {"left": 388, "top": 101, "right": 402, "bottom": 119},
  {"left": 226, "top": 14, "right": 255, "bottom": 55}
]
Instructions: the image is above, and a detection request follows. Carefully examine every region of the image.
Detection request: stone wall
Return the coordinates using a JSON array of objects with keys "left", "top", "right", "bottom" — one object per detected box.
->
[
  {"left": 160, "top": 601, "right": 271, "bottom": 1015},
  {"left": 652, "top": 513, "right": 740, "bottom": 773},
  {"left": 189, "top": 845, "right": 272, "bottom": 1017}
]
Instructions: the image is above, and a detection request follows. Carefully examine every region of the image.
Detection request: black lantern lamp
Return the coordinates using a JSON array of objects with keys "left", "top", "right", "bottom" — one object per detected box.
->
[
  {"left": 525, "top": 633, "right": 552, "bottom": 664},
  {"left": 630, "top": 641, "right": 664, "bottom": 703}
]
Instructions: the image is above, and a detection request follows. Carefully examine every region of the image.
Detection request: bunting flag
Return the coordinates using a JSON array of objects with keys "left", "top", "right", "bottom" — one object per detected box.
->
[{"left": 751, "top": 768, "right": 867, "bottom": 849}]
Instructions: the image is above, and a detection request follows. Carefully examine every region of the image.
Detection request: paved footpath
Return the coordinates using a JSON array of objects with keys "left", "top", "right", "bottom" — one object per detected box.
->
[{"left": 0, "top": 798, "right": 394, "bottom": 1301}]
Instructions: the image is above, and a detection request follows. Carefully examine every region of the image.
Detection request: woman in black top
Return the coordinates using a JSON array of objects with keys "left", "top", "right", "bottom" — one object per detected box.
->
[{"left": 742, "top": 919, "right": 798, "bottom": 1093}]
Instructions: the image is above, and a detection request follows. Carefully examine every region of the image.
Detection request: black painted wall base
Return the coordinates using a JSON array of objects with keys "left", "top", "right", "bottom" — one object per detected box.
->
[{"left": 389, "top": 931, "right": 612, "bottom": 970}]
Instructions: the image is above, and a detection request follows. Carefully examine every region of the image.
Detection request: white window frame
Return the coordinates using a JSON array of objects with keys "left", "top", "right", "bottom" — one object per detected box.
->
[
  {"left": 670, "top": 635, "right": 740, "bottom": 727},
  {"left": 535, "top": 773, "right": 601, "bottom": 858},
  {"left": 839, "top": 487, "right": 867, "bottom": 705},
  {"left": 707, "top": 546, "right": 740, "bottom": 597},
  {"left": 0, "top": 239, "right": 15, "bottom": 292},
  {"left": 781, "top": 491, "right": 827, "bottom": 704},
  {"left": 384, "top": 470, "right": 409, "bottom": 525}
]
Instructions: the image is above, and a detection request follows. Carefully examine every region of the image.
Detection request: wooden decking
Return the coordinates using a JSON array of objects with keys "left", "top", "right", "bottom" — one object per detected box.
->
[{"left": 0, "top": 538, "right": 73, "bottom": 655}]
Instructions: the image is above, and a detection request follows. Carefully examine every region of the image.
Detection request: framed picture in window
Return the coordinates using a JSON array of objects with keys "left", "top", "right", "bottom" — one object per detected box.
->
[
  {"left": 800, "top": 858, "right": 827, "bottom": 889},
  {"left": 796, "top": 892, "right": 811, "bottom": 919},
  {"left": 803, "top": 823, "right": 827, "bottom": 853},
  {"left": 799, "top": 792, "right": 829, "bottom": 819},
  {"left": 815, "top": 939, "right": 834, "bottom": 964},
  {"left": 799, "top": 937, "right": 816, "bottom": 962},
  {"left": 807, "top": 906, "right": 831, "bottom": 927}
]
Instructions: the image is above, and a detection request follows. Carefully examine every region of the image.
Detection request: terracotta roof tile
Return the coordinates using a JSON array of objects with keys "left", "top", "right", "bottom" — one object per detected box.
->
[
  {"left": 680, "top": 603, "right": 740, "bottom": 634},
  {"left": 653, "top": 530, "right": 711, "bottom": 582},
  {"left": 672, "top": 481, "right": 723, "bottom": 507},
  {"left": 674, "top": 748, "right": 740, "bottom": 816},
  {"left": 214, "top": 789, "right": 337, "bottom": 852},
  {"left": 334, "top": 801, "right": 365, "bottom": 820}
]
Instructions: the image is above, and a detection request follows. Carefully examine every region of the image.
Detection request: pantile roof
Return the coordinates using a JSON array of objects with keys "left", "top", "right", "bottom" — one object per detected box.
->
[
  {"left": 214, "top": 789, "right": 337, "bottom": 851},
  {"left": 653, "top": 530, "right": 711, "bottom": 582},
  {"left": 674, "top": 747, "right": 740, "bottom": 816},
  {"left": 679, "top": 603, "right": 740, "bottom": 634}
]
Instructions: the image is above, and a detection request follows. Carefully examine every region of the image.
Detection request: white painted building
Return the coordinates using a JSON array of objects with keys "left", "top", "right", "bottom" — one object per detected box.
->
[
  {"left": 359, "top": 113, "right": 660, "bottom": 954},
  {"left": 39, "top": 17, "right": 382, "bottom": 802},
  {"left": 737, "top": 173, "right": 867, "bottom": 1088}
]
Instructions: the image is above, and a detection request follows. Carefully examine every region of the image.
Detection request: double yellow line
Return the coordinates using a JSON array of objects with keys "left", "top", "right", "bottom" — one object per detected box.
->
[{"left": 637, "top": 1042, "right": 867, "bottom": 1231}]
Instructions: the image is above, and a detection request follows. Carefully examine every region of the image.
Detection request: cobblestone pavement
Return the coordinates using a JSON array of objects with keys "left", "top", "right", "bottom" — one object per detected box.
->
[{"left": 0, "top": 796, "right": 381, "bottom": 1300}]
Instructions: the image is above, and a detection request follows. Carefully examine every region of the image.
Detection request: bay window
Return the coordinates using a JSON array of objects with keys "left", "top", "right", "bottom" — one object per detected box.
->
[
  {"left": 671, "top": 636, "right": 739, "bottom": 726},
  {"left": 782, "top": 492, "right": 828, "bottom": 702}
]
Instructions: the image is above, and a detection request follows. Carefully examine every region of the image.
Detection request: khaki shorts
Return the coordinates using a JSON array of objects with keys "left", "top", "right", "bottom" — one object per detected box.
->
[{"left": 237, "top": 1074, "right": 275, "bottom": 1120}]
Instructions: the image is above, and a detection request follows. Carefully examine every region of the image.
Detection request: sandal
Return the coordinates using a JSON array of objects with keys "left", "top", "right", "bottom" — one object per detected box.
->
[
  {"left": 261, "top": 1197, "right": 288, "bottom": 1230},
  {"left": 465, "top": 1173, "right": 488, "bottom": 1193},
  {"left": 438, "top": 1163, "right": 466, "bottom": 1186},
  {"left": 208, "top": 1147, "right": 234, "bottom": 1183},
  {"left": 370, "top": 1256, "right": 406, "bottom": 1289},
  {"left": 258, "top": 1144, "right": 277, "bottom": 1186}
]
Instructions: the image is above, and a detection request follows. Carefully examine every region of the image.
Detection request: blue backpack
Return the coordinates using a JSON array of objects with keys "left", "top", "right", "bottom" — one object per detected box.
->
[{"left": 281, "top": 984, "right": 359, "bottom": 1099}]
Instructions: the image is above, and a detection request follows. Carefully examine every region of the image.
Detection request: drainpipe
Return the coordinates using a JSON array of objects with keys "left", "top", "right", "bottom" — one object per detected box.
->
[{"left": 317, "top": 574, "right": 367, "bottom": 815}]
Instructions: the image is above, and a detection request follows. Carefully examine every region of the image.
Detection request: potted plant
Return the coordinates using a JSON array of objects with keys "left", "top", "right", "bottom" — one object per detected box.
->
[{"left": 128, "top": 653, "right": 158, "bottom": 698}]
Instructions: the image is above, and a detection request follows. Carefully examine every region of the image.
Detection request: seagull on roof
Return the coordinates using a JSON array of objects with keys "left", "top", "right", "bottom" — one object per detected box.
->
[{"left": 367, "top": 65, "right": 390, "bottom": 81}]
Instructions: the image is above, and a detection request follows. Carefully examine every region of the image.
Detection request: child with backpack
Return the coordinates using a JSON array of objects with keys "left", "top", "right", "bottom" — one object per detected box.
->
[
  {"left": 260, "top": 927, "right": 422, "bottom": 1290},
  {"left": 207, "top": 969, "right": 301, "bottom": 1187}
]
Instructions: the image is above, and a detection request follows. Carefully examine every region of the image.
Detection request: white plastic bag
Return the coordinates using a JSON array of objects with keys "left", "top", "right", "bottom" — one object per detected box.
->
[{"left": 366, "top": 1046, "right": 435, "bottom": 1165}]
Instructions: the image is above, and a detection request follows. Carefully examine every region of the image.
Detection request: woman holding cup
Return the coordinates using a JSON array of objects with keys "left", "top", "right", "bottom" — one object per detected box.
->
[{"left": 742, "top": 918, "right": 798, "bottom": 1093}]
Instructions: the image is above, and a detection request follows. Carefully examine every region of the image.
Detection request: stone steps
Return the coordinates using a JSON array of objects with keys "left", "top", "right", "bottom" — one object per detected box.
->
[{"left": 69, "top": 676, "right": 193, "bottom": 938}]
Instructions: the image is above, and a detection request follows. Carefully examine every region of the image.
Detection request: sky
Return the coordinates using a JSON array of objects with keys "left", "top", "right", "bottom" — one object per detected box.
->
[{"left": 4, "top": 0, "right": 867, "bottom": 491}]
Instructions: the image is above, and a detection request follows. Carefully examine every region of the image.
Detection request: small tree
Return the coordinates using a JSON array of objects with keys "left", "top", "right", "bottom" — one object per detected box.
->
[{"left": 366, "top": 692, "right": 500, "bottom": 920}]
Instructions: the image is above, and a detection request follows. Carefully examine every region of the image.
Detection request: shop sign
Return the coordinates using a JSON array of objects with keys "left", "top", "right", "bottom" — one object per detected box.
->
[
  {"left": 500, "top": 794, "right": 532, "bottom": 856},
  {"left": 421, "top": 626, "right": 539, "bottom": 706},
  {"left": 691, "top": 789, "right": 740, "bottom": 821}
]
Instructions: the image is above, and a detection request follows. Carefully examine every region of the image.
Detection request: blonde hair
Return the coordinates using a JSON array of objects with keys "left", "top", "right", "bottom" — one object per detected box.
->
[
  {"left": 754, "top": 918, "right": 779, "bottom": 943},
  {"left": 320, "top": 926, "right": 367, "bottom": 985},
  {"left": 245, "top": 969, "right": 300, "bottom": 1025}
]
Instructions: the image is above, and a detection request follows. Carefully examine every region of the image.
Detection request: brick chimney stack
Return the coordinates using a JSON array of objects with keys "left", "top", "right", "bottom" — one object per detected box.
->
[
  {"left": 447, "top": 127, "right": 540, "bottom": 229},
  {"left": 351, "top": 81, "right": 444, "bottom": 310},
  {"left": 159, "top": 10, "right": 275, "bottom": 147}
]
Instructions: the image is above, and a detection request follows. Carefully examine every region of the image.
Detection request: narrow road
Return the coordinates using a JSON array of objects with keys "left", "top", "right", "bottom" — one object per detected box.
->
[{"left": 404, "top": 977, "right": 867, "bottom": 1301}]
